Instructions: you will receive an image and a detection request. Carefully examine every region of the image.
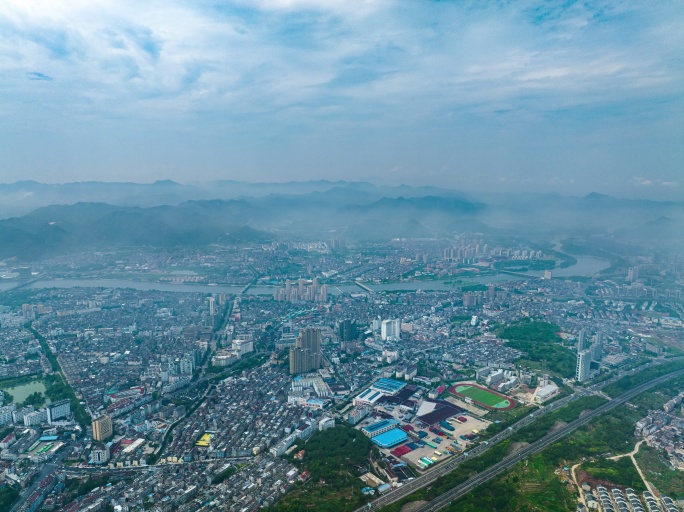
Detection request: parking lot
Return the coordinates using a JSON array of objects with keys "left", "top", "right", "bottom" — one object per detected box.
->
[{"left": 445, "top": 415, "right": 491, "bottom": 440}]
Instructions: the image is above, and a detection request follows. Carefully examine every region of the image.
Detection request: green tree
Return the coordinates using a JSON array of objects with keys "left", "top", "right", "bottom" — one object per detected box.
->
[{"left": 22, "top": 391, "right": 45, "bottom": 408}]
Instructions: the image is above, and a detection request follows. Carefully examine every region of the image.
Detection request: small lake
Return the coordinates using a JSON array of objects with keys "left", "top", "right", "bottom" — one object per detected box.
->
[{"left": 1, "top": 380, "right": 49, "bottom": 405}]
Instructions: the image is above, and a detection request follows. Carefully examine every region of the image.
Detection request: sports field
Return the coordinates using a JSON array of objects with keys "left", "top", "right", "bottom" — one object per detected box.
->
[{"left": 449, "top": 383, "right": 515, "bottom": 410}]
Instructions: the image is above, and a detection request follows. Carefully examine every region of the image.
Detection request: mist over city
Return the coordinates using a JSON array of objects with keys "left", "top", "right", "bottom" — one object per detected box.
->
[{"left": 0, "top": 1, "right": 683, "bottom": 512}]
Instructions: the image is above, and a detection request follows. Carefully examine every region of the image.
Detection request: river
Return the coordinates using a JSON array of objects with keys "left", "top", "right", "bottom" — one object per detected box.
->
[
  {"left": 1, "top": 277, "right": 511, "bottom": 295},
  {"left": 522, "top": 255, "right": 611, "bottom": 278},
  {"left": 0, "top": 254, "right": 610, "bottom": 296}
]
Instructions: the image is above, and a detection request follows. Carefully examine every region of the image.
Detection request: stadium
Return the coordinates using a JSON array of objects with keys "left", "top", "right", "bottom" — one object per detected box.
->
[{"left": 448, "top": 383, "right": 516, "bottom": 410}]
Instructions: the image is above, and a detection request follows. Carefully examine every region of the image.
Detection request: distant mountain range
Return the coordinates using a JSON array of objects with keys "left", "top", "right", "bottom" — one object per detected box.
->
[
  {"left": 0, "top": 180, "right": 469, "bottom": 219},
  {"left": 0, "top": 181, "right": 682, "bottom": 260}
]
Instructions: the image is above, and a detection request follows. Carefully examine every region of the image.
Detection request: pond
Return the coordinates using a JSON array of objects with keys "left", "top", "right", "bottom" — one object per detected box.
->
[{"left": 1, "top": 379, "right": 49, "bottom": 405}]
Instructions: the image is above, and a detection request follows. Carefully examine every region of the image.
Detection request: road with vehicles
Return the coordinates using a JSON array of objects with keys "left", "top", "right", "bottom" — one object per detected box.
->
[
  {"left": 10, "top": 449, "right": 71, "bottom": 512},
  {"left": 355, "top": 358, "right": 683, "bottom": 512}
]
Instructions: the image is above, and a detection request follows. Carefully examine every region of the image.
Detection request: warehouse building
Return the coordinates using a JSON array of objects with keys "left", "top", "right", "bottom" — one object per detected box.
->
[
  {"left": 371, "top": 429, "right": 408, "bottom": 448},
  {"left": 362, "top": 419, "right": 399, "bottom": 438}
]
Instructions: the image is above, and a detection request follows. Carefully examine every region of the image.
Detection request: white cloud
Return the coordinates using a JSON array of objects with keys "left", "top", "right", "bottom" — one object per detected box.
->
[
  {"left": 0, "top": 0, "right": 682, "bottom": 190},
  {"left": 236, "top": 0, "right": 388, "bottom": 16},
  {"left": 1, "top": 0, "right": 681, "bottom": 120},
  {"left": 630, "top": 177, "right": 679, "bottom": 188}
]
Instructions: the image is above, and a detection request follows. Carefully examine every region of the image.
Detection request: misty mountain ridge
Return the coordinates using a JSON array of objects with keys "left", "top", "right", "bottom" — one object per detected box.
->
[
  {"left": 0, "top": 179, "right": 483, "bottom": 218},
  {"left": 0, "top": 182, "right": 682, "bottom": 260}
]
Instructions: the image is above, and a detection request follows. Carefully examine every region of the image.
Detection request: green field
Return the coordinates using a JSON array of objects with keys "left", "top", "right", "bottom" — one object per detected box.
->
[{"left": 453, "top": 384, "right": 513, "bottom": 409}]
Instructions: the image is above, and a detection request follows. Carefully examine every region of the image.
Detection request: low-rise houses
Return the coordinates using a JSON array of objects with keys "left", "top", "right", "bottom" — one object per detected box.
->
[{"left": 636, "top": 410, "right": 684, "bottom": 470}]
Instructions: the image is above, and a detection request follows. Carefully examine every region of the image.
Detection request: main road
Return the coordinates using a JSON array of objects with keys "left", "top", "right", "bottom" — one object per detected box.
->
[
  {"left": 354, "top": 358, "right": 683, "bottom": 512},
  {"left": 10, "top": 448, "right": 71, "bottom": 512}
]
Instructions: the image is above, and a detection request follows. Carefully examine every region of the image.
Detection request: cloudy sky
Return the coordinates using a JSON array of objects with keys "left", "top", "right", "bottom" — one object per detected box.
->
[{"left": 0, "top": 0, "right": 682, "bottom": 198}]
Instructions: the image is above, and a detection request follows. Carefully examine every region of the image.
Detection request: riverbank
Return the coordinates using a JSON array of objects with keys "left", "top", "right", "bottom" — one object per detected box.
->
[{"left": 0, "top": 254, "right": 611, "bottom": 296}]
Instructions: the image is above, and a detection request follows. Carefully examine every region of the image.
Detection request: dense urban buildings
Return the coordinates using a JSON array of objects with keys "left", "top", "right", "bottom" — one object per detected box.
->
[
  {"left": 1, "top": 0, "right": 682, "bottom": 508},
  {"left": 0, "top": 232, "right": 682, "bottom": 512}
]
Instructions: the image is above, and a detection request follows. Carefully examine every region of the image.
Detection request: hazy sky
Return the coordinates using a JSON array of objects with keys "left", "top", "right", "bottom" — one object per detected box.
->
[{"left": 0, "top": 0, "right": 682, "bottom": 199}]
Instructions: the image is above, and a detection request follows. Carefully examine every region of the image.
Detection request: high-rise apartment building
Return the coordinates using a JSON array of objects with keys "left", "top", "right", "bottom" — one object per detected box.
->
[
  {"left": 92, "top": 414, "right": 113, "bottom": 441},
  {"left": 381, "top": 319, "right": 400, "bottom": 341},
  {"left": 330, "top": 237, "right": 346, "bottom": 250},
  {"left": 592, "top": 331, "right": 604, "bottom": 361},
  {"left": 47, "top": 399, "right": 71, "bottom": 424},
  {"left": 92, "top": 443, "right": 110, "bottom": 464},
  {"left": 463, "top": 292, "right": 481, "bottom": 308},
  {"left": 179, "top": 354, "right": 195, "bottom": 375},
  {"left": 273, "top": 278, "right": 329, "bottom": 303},
  {"left": 338, "top": 319, "right": 357, "bottom": 342},
  {"left": 577, "top": 329, "right": 588, "bottom": 352},
  {"left": 576, "top": 350, "right": 591, "bottom": 382},
  {"left": 232, "top": 338, "right": 254, "bottom": 356},
  {"left": 289, "top": 328, "right": 323, "bottom": 375},
  {"left": 627, "top": 266, "right": 639, "bottom": 283}
]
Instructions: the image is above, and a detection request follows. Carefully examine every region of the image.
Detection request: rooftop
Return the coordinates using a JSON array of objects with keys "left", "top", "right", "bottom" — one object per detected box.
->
[
  {"left": 362, "top": 419, "right": 399, "bottom": 435},
  {"left": 371, "top": 378, "right": 407, "bottom": 395},
  {"left": 371, "top": 429, "right": 408, "bottom": 448},
  {"left": 417, "top": 399, "right": 464, "bottom": 426}
]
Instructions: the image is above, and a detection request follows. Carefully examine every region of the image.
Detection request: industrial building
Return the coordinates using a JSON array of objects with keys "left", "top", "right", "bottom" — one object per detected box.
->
[
  {"left": 354, "top": 378, "right": 408, "bottom": 408},
  {"left": 415, "top": 399, "right": 465, "bottom": 427},
  {"left": 362, "top": 419, "right": 399, "bottom": 438},
  {"left": 534, "top": 384, "right": 560, "bottom": 403},
  {"left": 370, "top": 378, "right": 406, "bottom": 395},
  {"left": 371, "top": 429, "right": 408, "bottom": 448}
]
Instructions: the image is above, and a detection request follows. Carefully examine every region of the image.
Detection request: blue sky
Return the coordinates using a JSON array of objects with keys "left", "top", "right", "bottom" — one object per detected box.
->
[{"left": 0, "top": 0, "right": 682, "bottom": 199}]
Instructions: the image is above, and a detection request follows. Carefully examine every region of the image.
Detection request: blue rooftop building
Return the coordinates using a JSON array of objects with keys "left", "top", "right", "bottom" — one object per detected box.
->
[
  {"left": 371, "top": 429, "right": 408, "bottom": 448},
  {"left": 371, "top": 378, "right": 406, "bottom": 395}
]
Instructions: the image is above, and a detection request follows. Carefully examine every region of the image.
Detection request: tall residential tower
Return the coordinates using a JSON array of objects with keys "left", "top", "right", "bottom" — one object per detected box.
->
[
  {"left": 576, "top": 350, "right": 591, "bottom": 382},
  {"left": 289, "top": 328, "right": 323, "bottom": 375}
]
